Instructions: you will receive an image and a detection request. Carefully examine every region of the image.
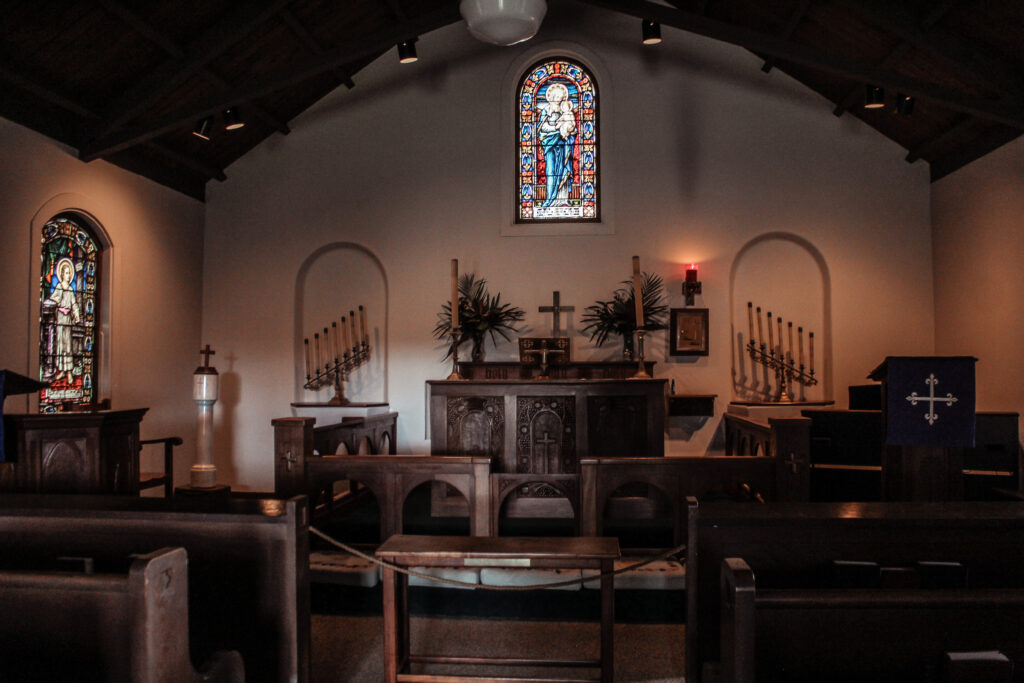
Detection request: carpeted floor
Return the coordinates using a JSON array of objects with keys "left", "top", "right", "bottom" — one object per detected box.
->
[{"left": 311, "top": 612, "right": 686, "bottom": 682}]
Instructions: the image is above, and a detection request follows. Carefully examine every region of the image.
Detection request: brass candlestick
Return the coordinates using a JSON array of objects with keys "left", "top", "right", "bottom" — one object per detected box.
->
[
  {"left": 447, "top": 333, "right": 463, "bottom": 380},
  {"left": 631, "top": 329, "right": 651, "bottom": 379}
]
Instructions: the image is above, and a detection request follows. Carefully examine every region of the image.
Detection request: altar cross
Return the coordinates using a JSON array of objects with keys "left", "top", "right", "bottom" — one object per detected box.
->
[
  {"left": 199, "top": 344, "right": 216, "bottom": 369},
  {"left": 539, "top": 291, "right": 574, "bottom": 337}
]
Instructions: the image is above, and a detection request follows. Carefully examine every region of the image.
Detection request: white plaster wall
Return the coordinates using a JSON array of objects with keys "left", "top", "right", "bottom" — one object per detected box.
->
[
  {"left": 932, "top": 136, "right": 1024, "bottom": 432},
  {"left": 205, "top": 5, "right": 933, "bottom": 490},
  {"left": 0, "top": 119, "right": 205, "bottom": 487}
]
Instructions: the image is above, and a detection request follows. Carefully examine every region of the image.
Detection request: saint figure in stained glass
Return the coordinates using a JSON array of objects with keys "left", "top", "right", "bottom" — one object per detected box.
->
[
  {"left": 517, "top": 57, "right": 598, "bottom": 222},
  {"left": 38, "top": 215, "right": 100, "bottom": 412}
]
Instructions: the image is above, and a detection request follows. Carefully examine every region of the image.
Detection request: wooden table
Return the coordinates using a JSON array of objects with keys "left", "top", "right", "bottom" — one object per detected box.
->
[{"left": 376, "top": 534, "right": 621, "bottom": 683}]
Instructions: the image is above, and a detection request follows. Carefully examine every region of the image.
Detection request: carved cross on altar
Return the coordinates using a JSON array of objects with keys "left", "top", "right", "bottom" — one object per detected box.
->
[
  {"left": 539, "top": 291, "right": 574, "bottom": 337},
  {"left": 199, "top": 344, "right": 216, "bottom": 369}
]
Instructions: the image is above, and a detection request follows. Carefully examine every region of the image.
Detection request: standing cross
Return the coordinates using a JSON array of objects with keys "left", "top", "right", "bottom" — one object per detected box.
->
[
  {"left": 199, "top": 344, "right": 216, "bottom": 368},
  {"left": 539, "top": 291, "right": 575, "bottom": 337}
]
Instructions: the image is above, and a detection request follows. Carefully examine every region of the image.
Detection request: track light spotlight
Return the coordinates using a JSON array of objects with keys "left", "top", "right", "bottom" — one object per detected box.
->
[
  {"left": 896, "top": 93, "right": 915, "bottom": 115},
  {"left": 641, "top": 19, "right": 662, "bottom": 45},
  {"left": 864, "top": 85, "right": 885, "bottom": 109},
  {"left": 223, "top": 107, "right": 245, "bottom": 130},
  {"left": 192, "top": 116, "right": 213, "bottom": 140},
  {"left": 397, "top": 40, "right": 418, "bottom": 64}
]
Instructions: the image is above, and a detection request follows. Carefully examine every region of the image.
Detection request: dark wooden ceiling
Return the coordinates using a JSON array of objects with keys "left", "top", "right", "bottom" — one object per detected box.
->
[{"left": 2, "top": 0, "right": 1021, "bottom": 201}]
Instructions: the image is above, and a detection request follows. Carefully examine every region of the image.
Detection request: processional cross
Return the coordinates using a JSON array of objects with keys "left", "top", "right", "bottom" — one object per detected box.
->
[
  {"left": 199, "top": 344, "right": 216, "bottom": 369},
  {"left": 539, "top": 291, "right": 574, "bottom": 337}
]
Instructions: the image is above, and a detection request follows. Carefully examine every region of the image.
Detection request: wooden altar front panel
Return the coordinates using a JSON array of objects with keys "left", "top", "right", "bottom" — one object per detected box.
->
[
  {"left": 0, "top": 409, "right": 148, "bottom": 494},
  {"left": 427, "top": 379, "right": 666, "bottom": 517}
]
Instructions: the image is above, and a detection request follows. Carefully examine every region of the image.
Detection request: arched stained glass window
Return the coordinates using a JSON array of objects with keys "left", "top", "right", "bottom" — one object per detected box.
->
[
  {"left": 38, "top": 214, "right": 102, "bottom": 412},
  {"left": 517, "top": 57, "right": 598, "bottom": 223}
]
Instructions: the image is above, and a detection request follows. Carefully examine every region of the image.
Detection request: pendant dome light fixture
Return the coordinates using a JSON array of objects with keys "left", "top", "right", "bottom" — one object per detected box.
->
[{"left": 459, "top": 0, "right": 547, "bottom": 46}]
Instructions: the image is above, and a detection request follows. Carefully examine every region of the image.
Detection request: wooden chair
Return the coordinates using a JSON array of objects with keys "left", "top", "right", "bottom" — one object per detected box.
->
[{"left": 138, "top": 436, "right": 182, "bottom": 497}]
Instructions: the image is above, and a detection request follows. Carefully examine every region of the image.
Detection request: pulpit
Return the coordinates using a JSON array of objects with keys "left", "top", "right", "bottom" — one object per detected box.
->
[
  {"left": 1, "top": 409, "right": 148, "bottom": 493},
  {"left": 428, "top": 370, "right": 666, "bottom": 517}
]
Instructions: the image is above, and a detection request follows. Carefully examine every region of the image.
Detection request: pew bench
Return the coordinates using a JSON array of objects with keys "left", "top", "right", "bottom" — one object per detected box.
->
[
  {"left": 0, "top": 547, "right": 243, "bottom": 682},
  {"left": 717, "top": 556, "right": 1024, "bottom": 682}
]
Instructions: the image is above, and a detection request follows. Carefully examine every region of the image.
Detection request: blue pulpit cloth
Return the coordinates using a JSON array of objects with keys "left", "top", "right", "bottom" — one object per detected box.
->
[
  {"left": 868, "top": 356, "right": 976, "bottom": 447},
  {"left": 0, "top": 370, "right": 51, "bottom": 463}
]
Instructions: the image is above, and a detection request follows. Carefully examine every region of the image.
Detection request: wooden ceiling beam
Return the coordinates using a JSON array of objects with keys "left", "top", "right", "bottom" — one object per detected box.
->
[
  {"left": 78, "top": 5, "right": 462, "bottom": 161},
  {"left": 761, "top": 0, "right": 813, "bottom": 74},
  {"left": 0, "top": 60, "right": 225, "bottom": 182},
  {"left": 583, "top": 0, "right": 1024, "bottom": 128},
  {"left": 904, "top": 117, "right": 974, "bottom": 163},
  {"left": 83, "top": 0, "right": 293, "bottom": 144},
  {"left": 280, "top": 9, "right": 356, "bottom": 89},
  {"left": 98, "top": 0, "right": 290, "bottom": 135},
  {"left": 836, "top": 0, "right": 1024, "bottom": 98},
  {"left": 832, "top": 0, "right": 954, "bottom": 117}
]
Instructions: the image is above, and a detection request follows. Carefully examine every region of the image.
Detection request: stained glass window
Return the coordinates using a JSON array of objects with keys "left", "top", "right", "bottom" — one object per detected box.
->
[
  {"left": 517, "top": 57, "right": 598, "bottom": 222},
  {"left": 38, "top": 214, "right": 101, "bottom": 412}
]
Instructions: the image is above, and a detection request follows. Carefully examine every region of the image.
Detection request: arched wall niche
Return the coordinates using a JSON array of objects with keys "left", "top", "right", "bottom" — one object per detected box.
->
[
  {"left": 28, "top": 194, "right": 115, "bottom": 412},
  {"left": 293, "top": 243, "right": 388, "bottom": 404},
  {"left": 729, "top": 232, "right": 832, "bottom": 402}
]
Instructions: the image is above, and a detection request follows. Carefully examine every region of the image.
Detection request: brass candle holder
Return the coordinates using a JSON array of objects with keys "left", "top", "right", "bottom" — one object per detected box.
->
[{"left": 631, "top": 329, "right": 652, "bottom": 379}]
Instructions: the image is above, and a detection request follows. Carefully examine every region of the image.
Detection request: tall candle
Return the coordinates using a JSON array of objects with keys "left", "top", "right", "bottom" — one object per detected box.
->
[
  {"left": 350, "top": 311, "right": 358, "bottom": 349},
  {"left": 777, "top": 317, "right": 783, "bottom": 361},
  {"left": 766, "top": 311, "right": 774, "bottom": 355},
  {"left": 332, "top": 321, "right": 340, "bottom": 362},
  {"left": 304, "top": 338, "right": 311, "bottom": 379},
  {"left": 450, "top": 259, "right": 459, "bottom": 332},
  {"left": 756, "top": 306, "right": 764, "bottom": 348},
  {"left": 313, "top": 333, "right": 321, "bottom": 375},
  {"left": 747, "top": 302, "right": 755, "bottom": 346},
  {"left": 359, "top": 305, "right": 368, "bottom": 347},
  {"left": 323, "top": 328, "right": 330, "bottom": 369},
  {"left": 341, "top": 316, "right": 351, "bottom": 357},
  {"left": 798, "top": 326, "right": 804, "bottom": 368},
  {"left": 632, "top": 256, "right": 644, "bottom": 328},
  {"left": 787, "top": 321, "right": 794, "bottom": 364},
  {"left": 809, "top": 332, "right": 815, "bottom": 375}
]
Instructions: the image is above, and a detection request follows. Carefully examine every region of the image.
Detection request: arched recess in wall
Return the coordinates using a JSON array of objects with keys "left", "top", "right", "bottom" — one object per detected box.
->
[
  {"left": 28, "top": 194, "right": 115, "bottom": 413},
  {"left": 293, "top": 243, "right": 388, "bottom": 405},
  {"left": 729, "top": 232, "right": 832, "bottom": 403}
]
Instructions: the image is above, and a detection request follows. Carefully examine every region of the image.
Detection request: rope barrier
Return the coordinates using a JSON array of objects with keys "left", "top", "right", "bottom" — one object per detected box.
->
[{"left": 310, "top": 526, "right": 687, "bottom": 591}]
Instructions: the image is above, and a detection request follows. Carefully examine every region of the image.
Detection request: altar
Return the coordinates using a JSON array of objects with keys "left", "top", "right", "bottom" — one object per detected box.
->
[{"left": 427, "top": 370, "right": 667, "bottom": 517}]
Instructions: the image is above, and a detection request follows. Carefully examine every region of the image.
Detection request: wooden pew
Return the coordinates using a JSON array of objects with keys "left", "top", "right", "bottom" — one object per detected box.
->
[
  {"left": 0, "top": 494, "right": 309, "bottom": 683},
  {"left": 0, "top": 547, "right": 243, "bottom": 682},
  {"left": 579, "top": 453, "right": 808, "bottom": 547},
  {"left": 718, "top": 556, "right": 1024, "bottom": 683},
  {"left": 686, "top": 498, "right": 1024, "bottom": 683}
]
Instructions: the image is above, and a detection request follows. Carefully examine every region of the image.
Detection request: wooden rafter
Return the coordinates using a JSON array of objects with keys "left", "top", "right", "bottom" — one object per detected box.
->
[
  {"left": 280, "top": 9, "right": 356, "bottom": 89},
  {"left": 82, "top": 0, "right": 293, "bottom": 145},
  {"left": 0, "top": 60, "right": 224, "bottom": 182},
  {"left": 761, "top": 0, "right": 813, "bottom": 74},
  {"left": 97, "top": 0, "right": 290, "bottom": 136},
  {"left": 78, "top": 5, "right": 462, "bottom": 162},
  {"left": 582, "top": 0, "right": 1024, "bottom": 128}
]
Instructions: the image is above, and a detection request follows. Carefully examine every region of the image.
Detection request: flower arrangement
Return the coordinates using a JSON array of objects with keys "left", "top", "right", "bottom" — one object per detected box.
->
[
  {"left": 580, "top": 272, "right": 668, "bottom": 358},
  {"left": 434, "top": 273, "right": 525, "bottom": 361}
]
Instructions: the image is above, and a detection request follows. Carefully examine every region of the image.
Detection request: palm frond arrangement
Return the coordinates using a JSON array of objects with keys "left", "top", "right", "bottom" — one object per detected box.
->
[
  {"left": 434, "top": 273, "right": 525, "bottom": 361},
  {"left": 580, "top": 272, "right": 668, "bottom": 351}
]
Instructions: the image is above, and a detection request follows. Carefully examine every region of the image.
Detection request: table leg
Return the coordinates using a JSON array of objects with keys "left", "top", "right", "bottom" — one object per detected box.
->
[
  {"left": 399, "top": 569, "right": 410, "bottom": 665},
  {"left": 600, "top": 558, "right": 614, "bottom": 683},
  {"left": 382, "top": 565, "right": 398, "bottom": 682}
]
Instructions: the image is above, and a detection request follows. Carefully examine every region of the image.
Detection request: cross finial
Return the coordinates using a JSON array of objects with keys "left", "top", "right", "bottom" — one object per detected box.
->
[
  {"left": 538, "top": 291, "right": 575, "bottom": 337},
  {"left": 199, "top": 344, "right": 216, "bottom": 368}
]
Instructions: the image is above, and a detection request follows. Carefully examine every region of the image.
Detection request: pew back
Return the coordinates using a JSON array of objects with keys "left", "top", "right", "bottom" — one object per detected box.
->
[
  {"left": 686, "top": 499, "right": 1024, "bottom": 683},
  {"left": 0, "top": 494, "right": 309, "bottom": 683}
]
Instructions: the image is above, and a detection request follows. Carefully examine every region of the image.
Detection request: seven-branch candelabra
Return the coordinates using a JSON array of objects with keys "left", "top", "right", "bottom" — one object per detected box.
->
[
  {"left": 303, "top": 305, "right": 371, "bottom": 405},
  {"left": 746, "top": 301, "right": 817, "bottom": 402}
]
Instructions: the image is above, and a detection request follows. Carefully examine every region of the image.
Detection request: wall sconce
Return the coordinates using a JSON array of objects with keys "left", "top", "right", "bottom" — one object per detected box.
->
[{"left": 683, "top": 263, "right": 702, "bottom": 306}]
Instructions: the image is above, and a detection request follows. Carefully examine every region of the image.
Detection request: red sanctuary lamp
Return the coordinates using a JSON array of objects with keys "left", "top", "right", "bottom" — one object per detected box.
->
[{"left": 683, "top": 263, "right": 702, "bottom": 306}]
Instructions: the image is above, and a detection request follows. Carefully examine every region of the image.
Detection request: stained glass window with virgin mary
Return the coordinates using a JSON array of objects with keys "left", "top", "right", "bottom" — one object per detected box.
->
[
  {"left": 38, "top": 214, "right": 101, "bottom": 412},
  {"left": 517, "top": 57, "right": 598, "bottom": 222}
]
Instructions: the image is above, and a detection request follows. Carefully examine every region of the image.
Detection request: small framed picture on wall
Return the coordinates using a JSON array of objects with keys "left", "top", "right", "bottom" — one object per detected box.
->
[{"left": 670, "top": 308, "right": 709, "bottom": 356}]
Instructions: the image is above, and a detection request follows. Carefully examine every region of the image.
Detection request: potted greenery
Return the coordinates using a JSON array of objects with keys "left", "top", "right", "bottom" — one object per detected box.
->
[
  {"left": 434, "top": 273, "right": 525, "bottom": 361},
  {"left": 581, "top": 272, "right": 668, "bottom": 359}
]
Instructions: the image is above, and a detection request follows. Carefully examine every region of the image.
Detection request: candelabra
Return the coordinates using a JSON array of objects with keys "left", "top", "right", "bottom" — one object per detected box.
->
[
  {"left": 745, "top": 302, "right": 817, "bottom": 403},
  {"left": 303, "top": 307, "right": 372, "bottom": 405}
]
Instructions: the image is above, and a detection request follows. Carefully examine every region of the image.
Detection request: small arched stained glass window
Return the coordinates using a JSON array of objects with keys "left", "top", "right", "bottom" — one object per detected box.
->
[
  {"left": 38, "top": 214, "right": 102, "bottom": 412},
  {"left": 517, "top": 57, "right": 598, "bottom": 222}
]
